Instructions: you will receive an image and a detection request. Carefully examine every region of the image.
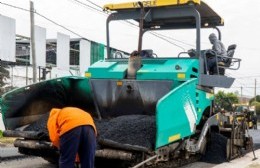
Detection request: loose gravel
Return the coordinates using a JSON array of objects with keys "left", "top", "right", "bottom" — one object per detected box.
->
[
  {"left": 24, "top": 114, "right": 156, "bottom": 150},
  {"left": 24, "top": 113, "right": 49, "bottom": 137},
  {"left": 21, "top": 113, "right": 232, "bottom": 165},
  {"left": 95, "top": 115, "right": 156, "bottom": 149},
  {"left": 201, "top": 132, "right": 227, "bottom": 163}
]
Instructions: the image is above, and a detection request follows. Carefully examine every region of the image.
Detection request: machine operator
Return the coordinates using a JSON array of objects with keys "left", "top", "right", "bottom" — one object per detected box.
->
[{"left": 207, "top": 33, "right": 227, "bottom": 74}]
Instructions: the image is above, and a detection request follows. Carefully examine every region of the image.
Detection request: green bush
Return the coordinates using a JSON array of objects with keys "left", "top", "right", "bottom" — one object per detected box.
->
[
  {"left": 256, "top": 104, "right": 260, "bottom": 115},
  {"left": 215, "top": 91, "right": 239, "bottom": 111},
  {"left": 251, "top": 101, "right": 260, "bottom": 115},
  {"left": 0, "top": 130, "right": 3, "bottom": 138}
]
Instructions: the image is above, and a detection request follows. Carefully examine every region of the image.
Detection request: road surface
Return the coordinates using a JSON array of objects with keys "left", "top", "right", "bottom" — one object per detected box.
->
[
  {"left": 0, "top": 147, "right": 22, "bottom": 158},
  {"left": 0, "top": 157, "right": 56, "bottom": 168}
]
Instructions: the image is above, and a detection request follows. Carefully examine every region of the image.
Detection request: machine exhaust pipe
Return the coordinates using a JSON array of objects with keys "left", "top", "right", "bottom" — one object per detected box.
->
[{"left": 127, "top": 2, "right": 145, "bottom": 79}]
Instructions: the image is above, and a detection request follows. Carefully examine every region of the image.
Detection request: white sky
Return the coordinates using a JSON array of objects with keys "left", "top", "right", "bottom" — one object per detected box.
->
[{"left": 0, "top": 0, "right": 260, "bottom": 97}]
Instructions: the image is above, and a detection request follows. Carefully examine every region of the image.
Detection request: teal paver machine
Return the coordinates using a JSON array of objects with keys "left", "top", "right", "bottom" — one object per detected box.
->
[{"left": 2, "top": 0, "right": 250, "bottom": 167}]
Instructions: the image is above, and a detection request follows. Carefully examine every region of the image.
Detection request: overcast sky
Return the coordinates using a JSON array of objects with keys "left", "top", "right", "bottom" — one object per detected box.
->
[{"left": 0, "top": 0, "right": 260, "bottom": 97}]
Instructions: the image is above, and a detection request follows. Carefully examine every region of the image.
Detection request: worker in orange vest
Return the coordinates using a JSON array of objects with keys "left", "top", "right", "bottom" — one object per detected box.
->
[{"left": 47, "top": 107, "right": 97, "bottom": 168}]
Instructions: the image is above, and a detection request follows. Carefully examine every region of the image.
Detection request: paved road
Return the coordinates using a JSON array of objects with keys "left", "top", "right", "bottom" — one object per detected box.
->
[
  {"left": 250, "top": 129, "right": 260, "bottom": 144},
  {"left": 182, "top": 129, "right": 260, "bottom": 168},
  {"left": 0, "top": 147, "right": 22, "bottom": 158},
  {"left": 0, "top": 157, "right": 56, "bottom": 168}
]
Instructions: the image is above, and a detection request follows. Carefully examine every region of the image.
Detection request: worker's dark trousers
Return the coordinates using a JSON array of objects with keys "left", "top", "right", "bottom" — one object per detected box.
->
[{"left": 59, "top": 125, "right": 96, "bottom": 168}]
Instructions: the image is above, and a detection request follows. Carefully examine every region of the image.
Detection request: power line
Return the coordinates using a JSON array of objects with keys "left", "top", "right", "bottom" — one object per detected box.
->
[
  {"left": 70, "top": 0, "right": 191, "bottom": 51},
  {"left": 0, "top": 1, "right": 85, "bottom": 38},
  {"left": 233, "top": 85, "right": 255, "bottom": 96},
  {"left": 231, "top": 87, "right": 260, "bottom": 88},
  {"left": 0, "top": 0, "right": 198, "bottom": 51},
  {"left": 0, "top": 1, "right": 30, "bottom": 12},
  {"left": 152, "top": 32, "right": 195, "bottom": 47},
  {"left": 235, "top": 75, "right": 260, "bottom": 79},
  {"left": 149, "top": 32, "right": 186, "bottom": 51},
  {"left": 225, "top": 73, "right": 255, "bottom": 94},
  {"left": 84, "top": 0, "right": 103, "bottom": 10},
  {"left": 35, "top": 12, "right": 84, "bottom": 38},
  {"left": 70, "top": 0, "right": 106, "bottom": 16}
]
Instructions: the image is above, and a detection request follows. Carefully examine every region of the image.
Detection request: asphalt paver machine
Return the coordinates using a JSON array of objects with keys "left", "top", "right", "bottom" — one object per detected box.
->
[{"left": 2, "top": 0, "right": 251, "bottom": 167}]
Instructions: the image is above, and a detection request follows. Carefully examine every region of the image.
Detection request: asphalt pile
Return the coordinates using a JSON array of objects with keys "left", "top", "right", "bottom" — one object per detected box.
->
[
  {"left": 24, "top": 113, "right": 49, "bottom": 135},
  {"left": 201, "top": 132, "right": 228, "bottom": 163},
  {"left": 24, "top": 114, "right": 156, "bottom": 150},
  {"left": 95, "top": 115, "right": 156, "bottom": 150},
  {"left": 22, "top": 113, "right": 229, "bottom": 165}
]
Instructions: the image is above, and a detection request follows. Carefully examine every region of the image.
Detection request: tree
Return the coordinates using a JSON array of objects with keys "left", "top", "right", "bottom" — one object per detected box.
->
[
  {"left": 250, "top": 96, "right": 260, "bottom": 115},
  {"left": 215, "top": 91, "right": 239, "bottom": 111},
  {"left": 250, "top": 101, "right": 260, "bottom": 115},
  {"left": 0, "top": 61, "right": 10, "bottom": 95},
  {"left": 0, "top": 67, "right": 9, "bottom": 87},
  {"left": 249, "top": 95, "right": 260, "bottom": 105}
]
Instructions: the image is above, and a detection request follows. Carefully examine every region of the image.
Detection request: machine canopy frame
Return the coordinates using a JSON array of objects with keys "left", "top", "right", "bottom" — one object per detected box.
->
[{"left": 104, "top": 0, "right": 224, "bottom": 79}]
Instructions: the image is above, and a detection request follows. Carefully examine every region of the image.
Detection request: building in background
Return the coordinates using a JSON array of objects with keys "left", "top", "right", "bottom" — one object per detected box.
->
[
  {"left": 16, "top": 38, "right": 105, "bottom": 68},
  {"left": 238, "top": 96, "right": 252, "bottom": 104},
  {"left": 1, "top": 37, "right": 129, "bottom": 89}
]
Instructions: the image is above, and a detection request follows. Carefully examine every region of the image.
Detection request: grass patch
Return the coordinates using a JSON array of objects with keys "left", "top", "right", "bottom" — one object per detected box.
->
[
  {"left": 0, "top": 130, "right": 16, "bottom": 145},
  {"left": 0, "top": 137, "right": 16, "bottom": 144},
  {"left": 246, "top": 163, "right": 260, "bottom": 168}
]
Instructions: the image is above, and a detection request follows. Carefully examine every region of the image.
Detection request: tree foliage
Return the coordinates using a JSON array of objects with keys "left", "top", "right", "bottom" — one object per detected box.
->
[
  {"left": 214, "top": 91, "right": 239, "bottom": 111},
  {"left": 0, "top": 63, "right": 10, "bottom": 96},
  {"left": 249, "top": 95, "right": 260, "bottom": 105},
  {"left": 0, "top": 66, "right": 9, "bottom": 87},
  {"left": 250, "top": 96, "right": 260, "bottom": 115}
]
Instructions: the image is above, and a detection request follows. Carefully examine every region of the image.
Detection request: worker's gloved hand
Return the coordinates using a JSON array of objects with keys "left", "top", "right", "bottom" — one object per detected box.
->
[
  {"left": 49, "top": 142, "right": 58, "bottom": 149},
  {"left": 50, "top": 142, "right": 54, "bottom": 147}
]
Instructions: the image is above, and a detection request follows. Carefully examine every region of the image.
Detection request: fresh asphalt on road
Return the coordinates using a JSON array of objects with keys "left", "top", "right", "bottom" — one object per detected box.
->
[{"left": 182, "top": 129, "right": 260, "bottom": 168}]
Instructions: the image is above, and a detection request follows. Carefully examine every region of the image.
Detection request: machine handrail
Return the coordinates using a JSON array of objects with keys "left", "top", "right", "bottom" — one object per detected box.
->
[
  {"left": 177, "top": 52, "right": 189, "bottom": 58},
  {"left": 203, "top": 49, "right": 241, "bottom": 75}
]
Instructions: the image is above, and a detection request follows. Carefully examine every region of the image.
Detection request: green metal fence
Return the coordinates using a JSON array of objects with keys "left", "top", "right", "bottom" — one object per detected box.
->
[{"left": 90, "top": 42, "right": 105, "bottom": 65}]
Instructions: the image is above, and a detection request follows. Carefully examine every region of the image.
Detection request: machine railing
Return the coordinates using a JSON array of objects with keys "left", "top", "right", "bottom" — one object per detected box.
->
[{"left": 203, "top": 49, "right": 241, "bottom": 75}]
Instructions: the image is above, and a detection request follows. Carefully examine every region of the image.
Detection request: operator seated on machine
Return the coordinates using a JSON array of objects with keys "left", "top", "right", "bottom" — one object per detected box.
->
[{"left": 206, "top": 33, "right": 227, "bottom": 75}]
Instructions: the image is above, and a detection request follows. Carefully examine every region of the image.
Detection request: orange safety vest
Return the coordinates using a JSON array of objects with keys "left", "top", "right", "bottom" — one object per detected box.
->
[{"left": 47, "top": 107, "right": 97, "bottom": 148}]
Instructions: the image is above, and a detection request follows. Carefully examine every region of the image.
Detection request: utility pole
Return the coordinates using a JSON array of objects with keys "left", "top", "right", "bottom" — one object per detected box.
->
[
  {"left": 11, "top": 66, "right": 13, "bottom": 88},
  {"left": 254, "top": 79, "right": 257, "bottom": 114},
  {"left": 30, "top": 1, "right": 37, "bottom": 83},
  {"left": 26, "top": 60, "right": 28, "bottom": 85},
  {"left": 38, "top": 66, "right": 41, "bottom": 82},
  {"left": 240, "top": 86, "right": 243, "bottom": 103},
  {"left": 254, "top": 79, "right": 257, "bottom": 102}
]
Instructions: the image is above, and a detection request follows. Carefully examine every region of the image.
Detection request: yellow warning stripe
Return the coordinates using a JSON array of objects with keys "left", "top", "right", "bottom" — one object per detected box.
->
[
  {"left": 168, "top": 133, "right": 181, "bottom": 143},
  {"left": 104, "top": 0, "right": 200, "bottom": 11},
  {"left": 85, "top": 72, "right": 91, "bottom": 78},
  {"left": 177, "top": 73, "right": 186, "bottom": 79}
]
